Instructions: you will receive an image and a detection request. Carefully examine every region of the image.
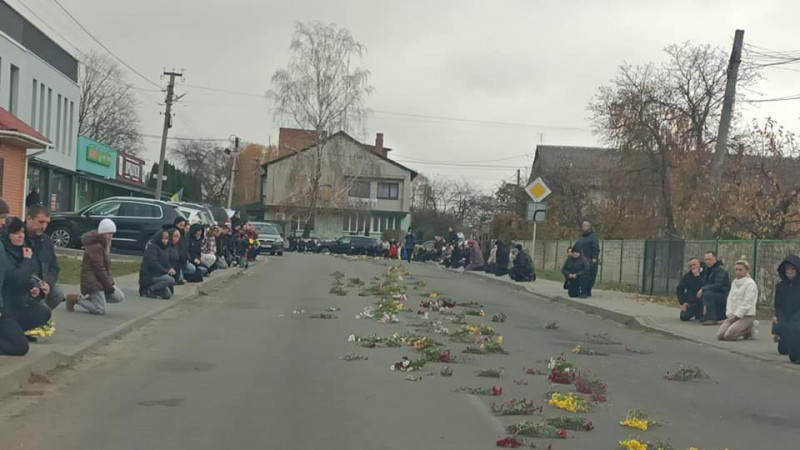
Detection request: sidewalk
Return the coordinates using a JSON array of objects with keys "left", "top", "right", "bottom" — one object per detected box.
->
[
  {"left": 462, "top": 268, "right": 796, "bottom": 368},
  {"left": 0, "top": 262, "right": 253, "bottom": 396}
]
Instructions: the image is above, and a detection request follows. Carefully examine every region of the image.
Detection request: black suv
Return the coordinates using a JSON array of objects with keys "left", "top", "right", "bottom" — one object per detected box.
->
[
  {"left": 47, "top": 197, "right": 184, "bottom": 250},
  {"left": 318, "top": 236, "right": 380, "bottom": 256}
]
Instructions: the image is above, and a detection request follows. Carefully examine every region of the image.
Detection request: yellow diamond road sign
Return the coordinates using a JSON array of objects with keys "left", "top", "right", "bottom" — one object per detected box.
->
[{"left": 525, "top": 177, "right": 551, "bottom": 202}]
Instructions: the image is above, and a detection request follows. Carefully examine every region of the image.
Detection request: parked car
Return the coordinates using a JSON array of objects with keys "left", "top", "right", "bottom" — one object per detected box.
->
[
  {"left": 47, "top": 197, "right": 184, "bottom": 250},
  {"left": 205, "top": 204, "right": 232, "bottom": 227},
  {"left": 317, "top": 236, "right": 381, "bottom": 256},
  {"left": 249, "top": 221, "right": 285, "bottom": 255},
  {"left": 171, "top": 202, "right": 215, "bottom": 226}
]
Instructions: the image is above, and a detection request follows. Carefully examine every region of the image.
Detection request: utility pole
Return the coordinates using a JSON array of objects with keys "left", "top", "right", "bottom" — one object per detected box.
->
[
  {"left": 226, "top": 136, "right": 240, "bottom": 209},
  {"left": 516, "top": 169, "right": 521, "bottom": 186},
  {"left": 706, "top": 29, "right": 744, "bottom": 237},
  {"left": 154, "top": 70, "right": 183, "bottom": 200}
]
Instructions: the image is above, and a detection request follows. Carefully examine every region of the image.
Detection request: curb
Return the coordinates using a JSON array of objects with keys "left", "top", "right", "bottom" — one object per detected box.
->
[
  {"left": 452, "top": 267, "right": 796, "bottom": 369},
  {"left": 0, "top": 263, "right": 254, "bottom": 397}
]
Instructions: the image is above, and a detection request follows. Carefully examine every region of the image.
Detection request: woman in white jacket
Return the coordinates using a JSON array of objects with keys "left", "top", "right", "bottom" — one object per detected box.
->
[{"left": 717, "top": 258, "right": 758, "bottom": 341}]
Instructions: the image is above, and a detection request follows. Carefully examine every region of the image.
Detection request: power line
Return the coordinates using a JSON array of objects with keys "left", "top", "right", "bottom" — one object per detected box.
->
[
  {"left": 141, "top": 134, "right": 230, "bottom": 142},
  {"left": 743, "top": 93, "right": 800, "bottom": 103},
  {"left": 49, "top": 0, "right": 162, "bottom": 89}
]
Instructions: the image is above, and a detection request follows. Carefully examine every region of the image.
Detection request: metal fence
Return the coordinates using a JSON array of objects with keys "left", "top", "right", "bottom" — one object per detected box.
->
[{"left": 523, "top": 239, "right": 800, "bottom": 303}]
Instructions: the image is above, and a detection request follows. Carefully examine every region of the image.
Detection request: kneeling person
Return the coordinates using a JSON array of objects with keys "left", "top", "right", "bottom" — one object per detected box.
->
[
  {"left": 139, "top": 230, "right": 176, "bottom": 299},
  {"left": 66, "top": 219, "right": 124, "bottom": 315},
  {"left": 677, "top": 258, "right": 704, "bottom": 321},
  {"left": 562, "top": 248, "right": 588, "bottom": 298}
]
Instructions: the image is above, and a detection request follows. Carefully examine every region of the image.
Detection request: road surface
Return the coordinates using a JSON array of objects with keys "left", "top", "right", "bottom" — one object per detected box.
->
[{"left": 0, "top": 254, "right": 796, "bottom": 449}]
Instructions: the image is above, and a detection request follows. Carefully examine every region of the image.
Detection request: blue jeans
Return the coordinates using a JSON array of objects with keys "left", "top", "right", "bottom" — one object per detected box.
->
[{"left": 185, "top": 261, "right": 207, "bottom": 276}]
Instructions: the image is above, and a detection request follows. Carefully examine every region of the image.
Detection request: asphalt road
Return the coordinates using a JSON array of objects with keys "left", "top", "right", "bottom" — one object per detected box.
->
[{"left": 0, "top": 254, "right": 797, "bottom": 449}]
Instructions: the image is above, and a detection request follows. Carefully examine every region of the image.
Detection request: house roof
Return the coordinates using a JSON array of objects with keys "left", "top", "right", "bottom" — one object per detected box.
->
[
  {"left": 264, "top": 130, "right": 418, "bottom": 179},
  {"left": 529, "top": 145, "right": 617, "bottom": 185},
  {"left": 0, "top": 107, "right": 51, "bottom": 149}
]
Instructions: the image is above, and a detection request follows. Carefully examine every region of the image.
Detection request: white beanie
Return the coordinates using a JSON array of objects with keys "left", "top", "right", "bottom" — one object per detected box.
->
[{"left": 98, "top": 218, "right": 117, "bottom": 234}]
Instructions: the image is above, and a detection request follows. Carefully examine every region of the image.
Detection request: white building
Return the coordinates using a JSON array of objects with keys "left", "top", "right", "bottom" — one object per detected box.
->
[{"left": 0, "top": 0, "right": 80, "bottom": 211}]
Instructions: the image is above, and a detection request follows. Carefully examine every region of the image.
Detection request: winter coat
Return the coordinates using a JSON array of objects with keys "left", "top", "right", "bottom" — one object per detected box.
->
[
  {"left": 188, "top": 224, "right": 205, "bottom": 262},
  {"left": 676, "top": 270, "right": 704, "bottom": 305},
  {"left": 79, "top": 231, "right": 114, "bottom": 295},
  {"left": 512, "top": 249, "right": 534, "bottom": 276},
  {"left": 562, "top": 256, "right": 589, "bottom": 279},
  {"left": 775, "top": 255, "right": 800, "bottom": 328},
  {"left": 447, "top": 231, "right": 459, "bottom": 245},
  {"left": 233, "top": 236, "right": 248, "bottom": 257},
  {"left": 726, "top": 276, "right": 758, "bottom": 318},
  {"left": 167, "top": 243, "right": 180, "bottom": 273},
  {"left": 0, "top": 235, "right": 6, "bottom": 310},
  {"left": 177, "top": 228, "right": 190, "bottom": 265},
  {"left": 389, "top": 245, "right": 398, "bottom": 258},
  {"left": 702, "top": 261, "right": 731, "bottom": 296},
  {"left": 26, "top": 233, "right": 60, "bottom": 288},
  {"left": 1, "top": 233, "right": 37, "bottom": 311},
  {"left": 466, "top": 245, "right": 485, "bottom": 270},
  {"left": 404, "top": 232, "right": 416, "bottom": 249},
  {"left": 494, "top": 243, "right": 510, "bottom": 275},
  {"left": 25, "top": 191, "right": 40, "bottom": 207},
  {"left": 139, "top": 235, "right": 172, "bottom": 288},
  {"left": 574, "top": 228, "right": 600, "bottom": 262}
]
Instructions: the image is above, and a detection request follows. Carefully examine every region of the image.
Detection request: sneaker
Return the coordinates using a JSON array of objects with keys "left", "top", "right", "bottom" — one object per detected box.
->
[
  {"left": 175, "top": 280, "right": 186, "bottom": 286},
  {"left": 66, "top": 294, "right": 80, "bottom": 312},
  {"left": 139, "top": 289, "right": 159, "bottom": 299}
]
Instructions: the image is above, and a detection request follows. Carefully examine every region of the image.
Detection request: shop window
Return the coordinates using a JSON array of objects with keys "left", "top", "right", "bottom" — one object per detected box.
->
[
  {"left": 348, "top": 180, "right": 370, "bottom": 198},
  {"left": 377, "top": 182, "right": 399, "bottom": 200}
]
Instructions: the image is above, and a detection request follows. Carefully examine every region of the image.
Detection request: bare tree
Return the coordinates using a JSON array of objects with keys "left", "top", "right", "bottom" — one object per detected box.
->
[
  {"left": 269, "top": 21, "right": 373, "bottom": 237},
  {"left": 78, "top": 51, "right": 143, "bottom": 155},
  {"left": 171, "top": 140, "right": 232, "bottom": 205}
]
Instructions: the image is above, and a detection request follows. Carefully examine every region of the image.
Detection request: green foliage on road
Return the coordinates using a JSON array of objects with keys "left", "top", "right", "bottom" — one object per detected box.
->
[{"left": 57, "top": 256, "right": 141, "bottom": 285}]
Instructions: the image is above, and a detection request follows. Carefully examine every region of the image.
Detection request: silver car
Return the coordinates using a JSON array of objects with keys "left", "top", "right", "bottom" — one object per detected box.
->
[{"left": 250, "top": 222, "right": 285, "bottom": 255}]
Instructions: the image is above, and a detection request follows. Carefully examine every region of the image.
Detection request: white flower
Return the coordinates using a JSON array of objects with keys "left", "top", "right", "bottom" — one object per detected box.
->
[{"left": 348, "top": 334, "right": 356, "bottom": 342}]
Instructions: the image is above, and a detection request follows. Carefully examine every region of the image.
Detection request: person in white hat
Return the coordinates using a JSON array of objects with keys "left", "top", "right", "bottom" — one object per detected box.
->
[{"left": 65, "top": 219, "right": 124, "bottom": 315}]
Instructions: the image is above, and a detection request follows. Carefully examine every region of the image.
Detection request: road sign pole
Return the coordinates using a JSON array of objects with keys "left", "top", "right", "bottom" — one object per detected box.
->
[{"left": 531, "top": 222, "right": 538, "bottom": 263}]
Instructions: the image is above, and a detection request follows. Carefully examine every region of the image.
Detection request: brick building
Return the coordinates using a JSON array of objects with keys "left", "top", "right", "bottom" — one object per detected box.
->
[{"left": 0, "top": 106, "right": 50, "bottom": 216}]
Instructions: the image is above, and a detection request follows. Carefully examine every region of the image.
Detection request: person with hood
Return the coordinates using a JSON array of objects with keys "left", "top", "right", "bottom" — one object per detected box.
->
[
  {"left": 562, "top": 247, "right": 589, "bottom": 298},
  {"left": 698, "top": 251, "right": 731, "bottom": 325},
  {"left": 773, "top": 255, "right": 800, "bottom": 362},
  {"left": 25, "top": 205, "right": 64, "bottom": 310},
  {"left": 1, "top": 217, "right": 52, "bottom": 331},
  {"left": 65, "top": 219, "right": 124, "bottom": 315},
  {"left": 466, "top": 240, "right": 485, "bottom": 271},
  {"left": 202, "top": 225, "right": 221, "bottom": 269},
  {"left": 677, "top": 257, "right": 704, "bottom": 321},
  {"left": 0, "top": 200, "right": 32, "bottom": 356},
  {"left": 231, "top": 211, "right": 243, "bottom": 230},
  {"left": 139, "top": 230, "right": 176, "bottom": 299},
  {"left": 188, "top": 223, "right": 209, "bottom": 276},
  {"left": 573, "top": 221, "right": 600, "bottom": 297},
  {"left": 716, "top": 258, "right": 758, "bottom": 341},
  {"left": 403, "top": 228, "right": 416, "bottom": 263},
  {"left": 510, "top": 244, "right": 535, "bottom": 282},
  {"left": 494, "top": 240, "right": 510, "bottom": 277}
]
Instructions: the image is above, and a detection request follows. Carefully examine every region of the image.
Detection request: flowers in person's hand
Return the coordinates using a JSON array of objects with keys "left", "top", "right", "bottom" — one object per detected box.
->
[{"left": 24, "top": 320, "right": 55, "bottom": 338}]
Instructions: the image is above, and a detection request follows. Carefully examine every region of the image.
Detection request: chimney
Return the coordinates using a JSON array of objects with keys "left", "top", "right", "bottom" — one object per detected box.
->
[{"left": 375, "top": 133, "right": 385, "bottom": 157}]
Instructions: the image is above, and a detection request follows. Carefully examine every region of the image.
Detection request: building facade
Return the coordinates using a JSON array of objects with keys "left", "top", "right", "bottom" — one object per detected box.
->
[
  {"left": 0, "top": 106, "right": 50, "bottom": 216},
  {"left": 75, "top": 135, "right": 152, "bottom": 210},
  {"left": 1, "top": 0, "right": 80, "bottom": 212},
  {"left": 261, "top": 131, "right": 417, "bottom": 239}
]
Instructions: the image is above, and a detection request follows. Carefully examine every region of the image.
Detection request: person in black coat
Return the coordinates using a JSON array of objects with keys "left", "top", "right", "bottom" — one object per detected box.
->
[
  {"left": 573, "top": 221, "right": 600, "bottom": 297},
  {"left": 562, "top": 247, "right": 589, "bottom": 298},
  {"left": 139, "top": 230, "right": 176, "bottom": 299},
  {"left": 676, "top": 257, "right": 704, "bottom": 321},
  {"left": 25, "top": 187, "right": 40, "bottom": 208},
  {"left": 773, "top": 255, "right": 800, "bottom": 363},
  {"left": 699, "top": 251, "right": 731, "bottom": 325},
  {"left": 187, "top": 223, "right": 208, "bottom": 276},
  {"left": 1, "top": 218, "right": 51, "bottom": 333},
  {"left": 510, "top": 244, "right": 535, "bottom": 282},
  {"left": 447, "top": 227, "right": 459, "bottom": 245},
  {"left": 494, "top": 240, "right": 510, "bottom": 277}
]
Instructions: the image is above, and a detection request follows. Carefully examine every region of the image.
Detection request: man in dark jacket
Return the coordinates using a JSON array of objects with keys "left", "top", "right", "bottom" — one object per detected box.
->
[
  {"left": 494, "top": 240, "right": 510, "bottom": 277},
  {"left": 676, "top": 257, "right": 704, "bottom": 321},
  {"left": 25, "top": 187, "right": 40, "bottom": 208},
  {"left": 773, "top": 255, "right": 800, "bottom": 363},
  {"left": 510, "top": 244, "right": 535, "bottom": 282},
  {"left": 139, "top": 230, "right": 176, "bottom": 299},
  {"left": 0, "top": 200, "right": 31, "bottom": 356},
  {"left": 66, "top": 219, "right": 124, "bottom": 315},
  {"left": 25, "top": 205, "right": 64, "bottom": 310},
  {"left": 188, "top": 223, "right": 209, "bottom": 276},
  {"left": 698, "top": 251, "right": 731, "bottom": 325},
  {"left": 172, "top": 217, "right": 194, "bottom": 284},
  {"left": 562, "top": 247, "right": 589, "bottom": 298},
  {"left": 447, "top": 227, "right": 459, "bottom": 245},
  {"left": 573, "top": 221, "right": 600, "bottom": 297},
  {"left": 403, "top": 228, "right": 416, "bottom": 263}
]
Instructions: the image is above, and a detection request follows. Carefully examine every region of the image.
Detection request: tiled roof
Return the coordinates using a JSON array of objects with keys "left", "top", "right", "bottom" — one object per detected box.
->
[{"left": 0, "top": 107, "right": 51, "bottom": 148}]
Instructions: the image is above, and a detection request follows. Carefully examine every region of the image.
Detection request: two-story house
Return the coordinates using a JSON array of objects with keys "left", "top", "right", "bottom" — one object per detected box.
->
[{"left": 261, "top": 129, "right": 418, "bottom": 239}]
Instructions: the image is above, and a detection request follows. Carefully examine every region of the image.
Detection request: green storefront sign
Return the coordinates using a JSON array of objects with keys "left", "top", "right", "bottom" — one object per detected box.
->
[{"left": 87, "top": 146, "right": 112, "bottom": 166}]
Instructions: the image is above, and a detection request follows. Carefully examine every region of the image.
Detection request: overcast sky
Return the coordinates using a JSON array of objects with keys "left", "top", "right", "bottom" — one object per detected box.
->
[{"left": 10, "top": 0, "right": 800, "bottom": 187}]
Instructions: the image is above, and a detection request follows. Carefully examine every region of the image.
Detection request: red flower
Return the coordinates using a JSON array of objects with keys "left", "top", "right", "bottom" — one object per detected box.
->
[
  {"left": 496, "top": 437, "right": 523, "bottom": 448},
  {"left": 525, "top": 368, "right": 535, "bottom": 374},
  {"left": 584, "top": 421, "right": 595, "bottom": 431},
  {"left": 492, "top": 386, "right": 503, "bottom": 396},
  {"left": 557, "top": 429, "right": 567, "bottom": 438},
  {"left": 439, "top": 351, "right": 451, "bottom": 363},
  {"left": 590, "top": 393, "right": 607, "bottom": 403}
]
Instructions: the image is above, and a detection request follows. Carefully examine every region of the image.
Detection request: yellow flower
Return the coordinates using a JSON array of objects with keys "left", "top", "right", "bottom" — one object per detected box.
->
[
  {"left": 619, "top": 439, "right": 648, "bottom": 450},
  {"left": 429, "top": 292, "right": 438, "bottom": 298},
  {"left": 496, "top": 336, "right": 504, "bottom": 345},
  {"left": 620, "top": 418, "right": 649, "bottom": 431},
  {"left": 467, "top": 325, "right": 478, "bottom": 334},
  {"left": 572, "top": 345, "right": 581, "bottom": 354},
  {"left": 478, "top": 309, "right": 485, "bottom": 317}
]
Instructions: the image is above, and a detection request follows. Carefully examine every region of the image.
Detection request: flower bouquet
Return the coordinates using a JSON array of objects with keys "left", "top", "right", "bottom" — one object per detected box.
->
[
  {"left": 495, "top": 437, "right": 525, "bottom": 448},
  {"left": 329, "top": 286, "right": 348, "bottom": 296},
  {"left": 525, "top": 367, "right": 548, "bottom": 376},
  {"left": 548, "top": 392, "right": 589, "bottom": 413},
  {"left": 545, "top": 416, "right": 594, "bottom": 431},
  {"left": 347, "top": 277, "right": 365, "bottom": 287},
  {"left": 665, "top": 364, "right": 710, "bottom": 381},
  {"left": 573, "top": 372, "right": 608, "bottom": 402},
  {"left": 464, "top": 309, "right": 486, "bottom": 317},
  {"left": 491, "top": 399, "right": 543, "bottom": 416},
  {"left": 477, "top": 368, "right": 505, "bottom": 378},
  {"left": 452, "top": 385, "right": 503, "bottom": 396},
  {"left": 341, "top": 352, "right": 369, "bottom": 361},
  {"left": 547, "top": 354, "right": 576, "bottom": 384},
  {"left": 440, "top": 366, "right": 453, "bottom": 376},
  {"left": 24, "top": 320, "right": 55, "bottom": 338},
  {"left": 620, "top": 410, "right": 661, "bottom": 431},
  {"left": 505, "top": 421, "right": 567, "bottom": 439},
  {"left": 618, "top": 437, "right": 678, "bottom": 450},
  {"left": 458, "top": 301, "right": 484, "bottom": 308},
  {"left": 571, "top": 345, "right": 608, "bottom": 356},
  {"left": 350, "top": 333, "right": 403, "bottom": 348},
  {"left": 390, "top": 356, "right": 427, "bottom": 372},
  {"left": 491, "top": 312, "right": 507, "bottom": 323},
  {"left": 309, "top": 313, "right": 338, "bottom": 319},
  {"left": 464, "top": 341, "right": 508, "bottom": 355},
  {"left": 542, "top": 321, "right": 559, "bottom": 330}
]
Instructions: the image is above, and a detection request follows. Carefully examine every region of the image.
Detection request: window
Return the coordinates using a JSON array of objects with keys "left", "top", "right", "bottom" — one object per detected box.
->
[
  {"left": 46, "top": 88, "right": 52, "bottom": 137},
  {"left": 9, "top": 65, "right": 20, "bottom": 114},
  {"left": 39, "top": 84, "right": 45, "bottom": 132},
  {"left": 56, "top": 94, "right": 62, "bottom": 149},
  {"left": 69, "top": 101, "right": 75, "bottom": 154},
  {"left": 85, "top": 201, "right": 121, "bottom": 216},
  {"left": 119, "top": 202, "right": 161, "bottom": 218},
  {"left": 31, "top": 80, "right": 38, "bottom": 127},
  {"left": 377, "top": 182, "right": 399, "bottom": 200},
  {"left": 349, "top": 180, "right": 370, "bottom": 198},
  {"left": 63, "top": 97, "right": 69, "bottom": 153}
]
